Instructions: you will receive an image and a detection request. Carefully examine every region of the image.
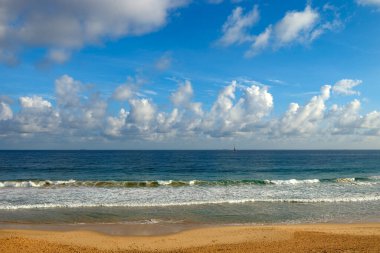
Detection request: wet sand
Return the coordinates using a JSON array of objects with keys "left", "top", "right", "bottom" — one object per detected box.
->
[
  {"left": 0, "top": 222, "right": 203, "bottom": 236},
  {"left": 0, "top": 223, "right": 379, "bottom": 252}
]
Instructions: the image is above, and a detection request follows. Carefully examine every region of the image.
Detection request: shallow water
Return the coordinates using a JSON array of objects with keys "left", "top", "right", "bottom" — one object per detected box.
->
[{"left": 0, "top": 150, "right": 379, "bottom": 224}]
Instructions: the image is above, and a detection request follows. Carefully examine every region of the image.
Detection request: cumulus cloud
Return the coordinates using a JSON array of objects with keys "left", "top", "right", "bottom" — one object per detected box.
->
[
  {"left": 171, "top": 80, "right": 193, "bottom": 106},
  {"left": 55, "top": 74, "right": 81, "bottom": 107},
  {"left": 332, "top": 79, "right": 362, "bottom": 96},
  {"left": 15, "top": 96, "right": 59, "bottom": 133},
  {"left": 327, "top": 99, "right": 361, "bottom": 135},
  {"left": 0, "top": 0, "right": 188, "bottom": 64},
  {"left": 218, "top": 5, "right": 259, "bottom": 46},
  {"left": 128, "top": 99, "right": 156, "bottom": 127},
  {"left": 2, "top": 75, "right": 380, "bottom": 146},
  {"left": 105, "top": 109, "right": 128, "bottom": 137},
  {"left": 20, "top": 96, "right": 52, "bottom": 109},
  {"left": 55, "top": 74, "right": 107, "bottom": 131},
  {"left": 275, "top": 85, "right": 331, "bottom": 136},
  {"left": 203, "top": 81, "right": 273, "bottom": 136},
  {"left": 112, "top": 76, "right": 146, "bottom": 101},
  {"left": 170, "top": 80, "right": 204, "bottom": 117},
  {"left": 362, "top": 111, "right": 380, "bottom": 135},
  {"left": 327, "top": 99, "right": 380, "bottom": 136},
  {"left": 113, "top": 85, "right": 134, "bottom": 101}
]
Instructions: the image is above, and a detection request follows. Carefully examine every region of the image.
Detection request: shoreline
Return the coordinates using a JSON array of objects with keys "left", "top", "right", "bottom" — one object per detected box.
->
[
  {"left": 1, "top": 223, "right": 379, "bottom": 252},
  {"left": 1, "top": 220, "right": 380, "bottom": 236},
  {"left": 0, "top": 222, "right": 208, "bottom": 236}
]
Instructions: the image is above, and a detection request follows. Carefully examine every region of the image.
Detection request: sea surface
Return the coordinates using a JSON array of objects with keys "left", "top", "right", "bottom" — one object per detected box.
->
[{"left": 0, "top": 150, "right": 379, "bottom": 225}]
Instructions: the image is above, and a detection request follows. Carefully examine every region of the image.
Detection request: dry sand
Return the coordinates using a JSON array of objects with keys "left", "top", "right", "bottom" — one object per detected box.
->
[{"left": 1, "top": 223, "right": 380, "bottom": 252}]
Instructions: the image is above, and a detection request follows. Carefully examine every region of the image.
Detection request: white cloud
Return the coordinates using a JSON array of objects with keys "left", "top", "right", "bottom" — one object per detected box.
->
[
  {"left": 20, "top": 96, "right": 52, "bottom": 109},
  {"left": 361, "top": 111, "right": 380, "bottom": 135},
  {"left": 238, "top": 85, "right": 273, "bottom": 119},
  {"left": 171, "top": 80, "right": 193, "bottom": 106},
  {"left": 327, "top": 99, "right": 361, "bottom": 135},
  {"left": 275, "top": 85, "right": 331, "bottom": 135},
  {"left": 203, "top": 81, "right": 273, "bottom": 136},
  {"left": 218, "top": 5, "right": 259, "bottom": 46},
  {"left": 105, "top": 108, "right": 128, "bottom": 137},
  {"left": 3, "top": 76, "right": 380, "bottom": 146},
  {"left": 156, "top": 108, "right": 181, "bottom": 135},
  {"left": 46, "top": 49, "right": 71, "bottom": 64},
  {"left": 55, "top": 75, "right": 81, "bottom": 107},
  {"left": 127, "top": 99, "right": 156, "bottom": 129},
  {"left": 170, "top": 81, "right": 204, "bottom": 117},
  {"left": 112, "top": 76, "right": 146, "bottom": 101},
  {"left": 210, "top": 81, "right": 237, "bottom": 114},
  {"left": 155, "top": 53, "right": 172, "bottom": 71},
  {"left": 274, "top": 5, "right": 320, "bottom": 45},
  {"left": 220, "top": 4, "right": 342, "bottom": 57},
  {"left": 16, "top": 96, "right": 59, "bottom": 133},
  {"left": 332, "top": 79, "right": 362, "bottom": 96},
  {"left": 357, "top": 0, "right": 380, "bottom": 7},
  {"left": 55, "top": 75, "right": 107, "bottom": 130},
  {"left": 0, "top": 102, "right": 12, "bottom": 121},
  {"left": 188, "top": 102, "right": 204, "bottom": 116},
  {"left": 246, "top": 26, "right": 272, "bottom": 57},
  {"left": 144, "top": 90, "right": 158, "bottom": 96},
  {"left": 113, "top": 85, "right": 134, "bottom": 101},
  {"left": 82, "top": 94, "right": 107, "bottom": 129},
  {"left": 0, "top": 0, "right": 188, "bottom": 64}
]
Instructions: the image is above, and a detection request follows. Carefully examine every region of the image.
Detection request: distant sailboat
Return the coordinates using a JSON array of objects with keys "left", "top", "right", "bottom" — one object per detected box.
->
[{"left": 233, "top": 145, "right": 236, "bottom": 152}]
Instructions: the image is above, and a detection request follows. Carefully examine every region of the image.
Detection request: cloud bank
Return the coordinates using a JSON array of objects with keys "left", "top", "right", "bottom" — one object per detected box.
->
[{"left": 1, "top": 75, "right": 380, "bottom": 147}]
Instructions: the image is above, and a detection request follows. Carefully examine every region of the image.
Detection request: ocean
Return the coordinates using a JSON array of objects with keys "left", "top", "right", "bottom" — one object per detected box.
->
[{"left": 0, "top": 150, "right": 379, "bottom": 225}]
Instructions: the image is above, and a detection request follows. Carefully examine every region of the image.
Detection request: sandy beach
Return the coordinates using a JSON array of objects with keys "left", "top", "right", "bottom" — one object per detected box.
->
[{"left": 1, "top": 223, "right": 379, "bottom": 252}]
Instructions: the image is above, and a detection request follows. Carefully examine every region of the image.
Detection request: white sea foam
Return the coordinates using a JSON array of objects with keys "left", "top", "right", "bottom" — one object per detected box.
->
[
  {"left": 1, "top": 177, "right": 378, "bottom": 188},
  {"left": 0, "top": 180, "right": 76, "bottom": 188},
  {"left": 335, "top": 178, "right": 355, "bottom": 183},
  {"left": 157, "top": 180, "right": 173, "bottom": 185},
  {"left": 266, "top": 179, "right": 320, "bottom": 185},
  {"left": 1, "top": 176, "right": 379, "bottom": 211},
  {"left": 1, "top": 195, "right": 380, "bottom": 210}
]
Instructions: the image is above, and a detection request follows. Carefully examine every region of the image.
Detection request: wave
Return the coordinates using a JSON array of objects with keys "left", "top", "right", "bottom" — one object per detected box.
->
[
  {"left": 0, "top": 177, "right": 378, "bottom": 188},
  {"left": 0, "top": 180, "right": 76, "bottom": 188},
  {"left": 266, "top": 179, "right": 320, "bottom": 185},
  {"left": 1, "top": 195, "right": 380, "bottom": 210}
]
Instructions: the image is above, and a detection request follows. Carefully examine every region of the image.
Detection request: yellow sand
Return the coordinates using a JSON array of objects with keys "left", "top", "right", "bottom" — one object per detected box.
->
[{"left": 0, "top": 223, "right": 380, "bottom": 252}]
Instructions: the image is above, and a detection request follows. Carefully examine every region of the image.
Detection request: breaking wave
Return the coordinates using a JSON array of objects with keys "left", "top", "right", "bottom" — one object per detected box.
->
[{"left": 0, "top": 176, "right": 378, "bottom": 188}]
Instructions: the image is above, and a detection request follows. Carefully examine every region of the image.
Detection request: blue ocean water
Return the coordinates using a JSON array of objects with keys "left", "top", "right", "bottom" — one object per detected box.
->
[{"left": 0, "top": 150, "right": 379, "bottom": 224}]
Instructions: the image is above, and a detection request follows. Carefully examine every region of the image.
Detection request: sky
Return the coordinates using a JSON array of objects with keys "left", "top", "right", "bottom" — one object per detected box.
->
[{"left": 0, "top": 0, "right": 380, "bottom": 149}]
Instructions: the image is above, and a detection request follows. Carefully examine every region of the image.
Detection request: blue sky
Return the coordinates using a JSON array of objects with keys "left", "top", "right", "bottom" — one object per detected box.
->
[{"left": 0, "top": 0, "right": 380, "bottom": 149}]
